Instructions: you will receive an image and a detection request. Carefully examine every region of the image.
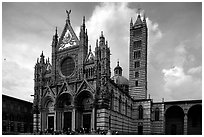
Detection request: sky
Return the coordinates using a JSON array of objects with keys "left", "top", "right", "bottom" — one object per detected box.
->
[{"left": 2, "top": 2, "right": 202, "bottom": 102}]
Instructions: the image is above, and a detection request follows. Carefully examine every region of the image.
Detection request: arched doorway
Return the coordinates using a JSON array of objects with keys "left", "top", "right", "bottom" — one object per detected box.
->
[
  {"left": 75, "top": 90, "right": 94, "bottom": 133},
  {"left": 187, "top": 105, "right": 202, "bottom": 135},
  {"left": 165, "top": 106, "right": 184, "bottom": 135},
  {"left": 56, "top": 93, "right": 73, "bottom": 132},
  {"left": 41, "top": 97, "right": 54, "bottom": 131},
  {"left": 45, "top": 100, "right": 54, "bottom": 131}
]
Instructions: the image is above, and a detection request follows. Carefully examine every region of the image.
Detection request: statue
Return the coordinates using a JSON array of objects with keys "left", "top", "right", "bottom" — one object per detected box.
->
[{"left": 66, "top": 10, "right": 71, "bottom": 21}]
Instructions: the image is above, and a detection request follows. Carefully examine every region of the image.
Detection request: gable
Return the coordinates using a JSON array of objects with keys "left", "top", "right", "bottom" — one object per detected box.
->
[
  {"left": 76, "top": 79, "right": 95, "bottom": 96},
  {"left": 85, "top": 50, "right": 95, "bottom": 64},
  {"left": 58, "top": 22, "right": 80, "bottom": 51}
]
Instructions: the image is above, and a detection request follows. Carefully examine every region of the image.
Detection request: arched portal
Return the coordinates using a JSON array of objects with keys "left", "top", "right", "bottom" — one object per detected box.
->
[
  {"left": 165, "top": 106, "right": 184, "bottom": 135},
  {"left": 187, "top": 105, "right": 202, "bottom": 135},
  {"left": 56, "top": 93, "right": 73, "bottom": 132},
  {"left": 75, "top": 90, "right": 94, "bottom": 133},
  {"left": 41, "top": 96, "right": 54, "bottom": 131}
]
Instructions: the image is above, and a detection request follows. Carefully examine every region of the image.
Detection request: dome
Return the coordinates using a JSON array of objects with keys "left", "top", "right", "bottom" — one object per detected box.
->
[{"left": 111, "top": 75, "right": 129, "bottom": 86}]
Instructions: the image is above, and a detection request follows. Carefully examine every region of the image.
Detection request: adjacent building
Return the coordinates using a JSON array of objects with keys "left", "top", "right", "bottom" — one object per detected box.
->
[
  {"left": 32, "top": 10, "right": 202, "bottom": 135},
  {"left": 2, "top": 95, "right": 33, "bottom": 134}
]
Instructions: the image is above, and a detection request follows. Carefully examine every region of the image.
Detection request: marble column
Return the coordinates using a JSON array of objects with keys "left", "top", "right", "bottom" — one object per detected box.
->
[
  {"left": 92, "top": 107, "right": 96, "bottom": 131},
  {"left": 54, "top": 111, "right": 57, "bottom": 131},
  {"left": 184, "top": 113, "right": 188, "bottom": 135},
  {"left": 72, "top": 108, "right": 76, "bottom": 131}
]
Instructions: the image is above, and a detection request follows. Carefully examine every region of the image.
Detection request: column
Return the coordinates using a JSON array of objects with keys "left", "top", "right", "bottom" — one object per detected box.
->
[
  {"left": 54, "top": 111, "right": 57, "bottom": 131},
  {"left": 72, "top": 108, "right": 76, "bottom": 131},
  {"left": 92, "top": 107, "right": 96, "bottom": 131},
  {"left": 184, "top": 113, "right": 188, "bottom": 135}
]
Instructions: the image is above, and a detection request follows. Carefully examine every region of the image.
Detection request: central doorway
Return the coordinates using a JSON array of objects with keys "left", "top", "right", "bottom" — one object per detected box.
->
[
  {"left": 48, "top": 116, "right": 54, "bottom": 130},
  {"left": 83, "top": 113, "right": 91, "bottom": 132},
  {"left": 138, "top": 126, "right": 143, "bottom": 135},
  {"left": 64, "top": 112, "right": 72, "bottom": 131}
]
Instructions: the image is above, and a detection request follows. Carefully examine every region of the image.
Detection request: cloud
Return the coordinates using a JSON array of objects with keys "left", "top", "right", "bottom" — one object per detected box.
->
[
  {"left": 80, "top": 2, "right": 162, "bottom": 78},
  {"left": 162, "top": 66, "right": 202, "bottom": 100},
  {"left": 188, "top": 66, "right": 202, "bottom": 74},
  {"left": 2, "top": 60, "right": 34, "bottom": 102}
]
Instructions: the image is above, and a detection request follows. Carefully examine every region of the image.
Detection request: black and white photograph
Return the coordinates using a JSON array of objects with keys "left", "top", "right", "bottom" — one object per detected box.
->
[{"left": 2, "top": 2, "right": 202, "bottom": 135}]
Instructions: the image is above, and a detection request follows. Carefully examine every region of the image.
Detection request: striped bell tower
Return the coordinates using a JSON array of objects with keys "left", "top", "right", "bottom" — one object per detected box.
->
[{"left": 129, "top": 12, "right": 148, "bottom": 100}]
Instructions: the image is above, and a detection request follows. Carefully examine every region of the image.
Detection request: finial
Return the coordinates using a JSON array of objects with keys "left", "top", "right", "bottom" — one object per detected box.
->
[
  {"left": 117, "top": 59, "right": 119, "bottom": 66},
  {"left": 66, "top": 9, "right": 71, "bottom": 23}
]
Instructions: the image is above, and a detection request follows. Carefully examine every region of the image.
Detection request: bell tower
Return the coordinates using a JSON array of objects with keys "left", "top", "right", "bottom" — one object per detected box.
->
[{"left": 129, "top": 12, "right": 148, "bottom": 100}]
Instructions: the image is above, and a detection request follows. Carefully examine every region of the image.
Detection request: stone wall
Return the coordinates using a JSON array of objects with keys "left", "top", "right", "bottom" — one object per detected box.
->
[{"left": 151, "top": 103, "right": 165, "bottom": 134}]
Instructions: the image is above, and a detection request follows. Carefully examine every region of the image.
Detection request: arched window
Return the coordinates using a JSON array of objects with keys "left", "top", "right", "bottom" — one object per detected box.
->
[
  {"left": 119, "top": 95, "right": 121, "bottom": 113},
  {"left": 138, "top": 105, "right": 143, "bottom": 119},
  {"left": 125, "top": 100, "right": 128, "bottom": 115},
  {"left": 155, "top": 108, "right": 160, "bottom": 121},
  {"left": 131, "top": 104, "right": 133, "bottom": 117},
  {"left": 111, "top": 90, "right": 114, "bottom": 111}
]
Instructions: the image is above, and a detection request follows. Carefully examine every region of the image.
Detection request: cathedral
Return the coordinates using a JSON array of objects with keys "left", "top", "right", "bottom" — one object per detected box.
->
[{"left": 33, "top": 10, "right": 202, "bottom": 135}]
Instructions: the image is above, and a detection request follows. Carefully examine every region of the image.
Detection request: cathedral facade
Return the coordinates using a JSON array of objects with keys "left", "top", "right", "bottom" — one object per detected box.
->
[{"left": 33, "top": 11, "right": 202, "bottom": 135}]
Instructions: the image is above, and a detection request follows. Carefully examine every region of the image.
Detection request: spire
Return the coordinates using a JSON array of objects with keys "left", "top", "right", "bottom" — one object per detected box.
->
[
  {"left": 54, "top": 26, "right": 58, "bottom": 40},
  {"left": 55, "top": 27, "right": 58, "bottom": 36},
  {"left": 40, "top": 51, "right": 44, "bottom": 57},
  {"left": 40, "top": 51, "right": 45, "bottom": 64},
  {"left": 99, "top": 31, "right": 105, "bottom": 45},
  {"left": 130, "top": 17, "right": 133, "bottom": 27},
  {"left": 83, "top": 16, "right": 85, "bottom": 26}
]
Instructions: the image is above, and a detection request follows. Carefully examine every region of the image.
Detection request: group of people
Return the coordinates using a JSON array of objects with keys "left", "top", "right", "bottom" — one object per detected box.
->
[{"left": 33, "top": 128, "right": 119, "bottom": 135}]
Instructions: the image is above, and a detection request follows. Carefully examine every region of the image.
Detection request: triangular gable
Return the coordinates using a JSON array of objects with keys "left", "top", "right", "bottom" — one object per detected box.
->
[
  {"left": 58, "top": 22, "right": 80, "bottom": 51},
  {"left": 58, "top": 81, "right": 74, "bottom": 96},
  {"left": 85, "top": 50, "right": 95, "bottom": 64},
  {"left": 76, "top": 79, "right": 95, "bottom": 96},
  {"left": 42, "top": 85, "right": 55, "bottom": 99}
]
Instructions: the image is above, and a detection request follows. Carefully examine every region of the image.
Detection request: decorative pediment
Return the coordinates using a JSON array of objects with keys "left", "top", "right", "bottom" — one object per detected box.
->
[
  {"left": 42, "top": 86, "right": 55, "bottom": 99},
  {"left": 58, "top": 21, "right": 79, "bottom": 51},
  {"left": 76, "top": 79, "right": 95, "bottom": 95},
  {"left": 58, "top": 81, "right": 74, "bottom": 96},
  {"left": 85, "top": 49, "right": 95, "bottom": 64}
]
